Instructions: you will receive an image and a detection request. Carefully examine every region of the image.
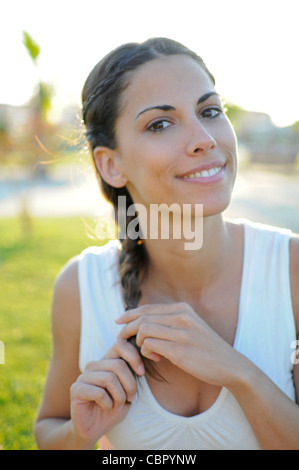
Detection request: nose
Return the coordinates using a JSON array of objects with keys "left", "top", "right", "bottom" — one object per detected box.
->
[{"left": 185, "top": 120, "right": 217, "bottom": 156}]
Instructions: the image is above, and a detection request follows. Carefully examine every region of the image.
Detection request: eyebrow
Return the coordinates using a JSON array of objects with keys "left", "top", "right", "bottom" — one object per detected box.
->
[{"left": 135, "top": 91, "right": 219, "bottom": 120}]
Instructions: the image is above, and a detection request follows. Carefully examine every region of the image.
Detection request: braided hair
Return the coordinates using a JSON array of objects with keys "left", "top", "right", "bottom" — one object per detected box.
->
[{"left": 81, "top": 37, "right": 215, "bottom": 379}]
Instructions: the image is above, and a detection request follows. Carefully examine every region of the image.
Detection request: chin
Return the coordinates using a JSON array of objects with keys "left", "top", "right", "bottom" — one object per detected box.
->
[{"left": 200, "top": 194, "right": 233, "bottom": 218}]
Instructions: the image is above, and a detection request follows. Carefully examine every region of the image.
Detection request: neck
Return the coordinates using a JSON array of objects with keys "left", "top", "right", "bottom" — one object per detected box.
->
[{"left": 140, "top": 214, "right": 235, "bottom": 303}]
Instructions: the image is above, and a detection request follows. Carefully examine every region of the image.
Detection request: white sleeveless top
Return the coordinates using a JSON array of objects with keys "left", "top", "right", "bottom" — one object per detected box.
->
[{"left": 77, "top": 219, "right": 297, "bottom": 450}]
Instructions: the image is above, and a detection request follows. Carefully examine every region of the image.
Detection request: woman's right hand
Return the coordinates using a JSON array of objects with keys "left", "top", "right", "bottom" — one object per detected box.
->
[{"left": 69, "top": 338, "right": 145, "bottom": 444}]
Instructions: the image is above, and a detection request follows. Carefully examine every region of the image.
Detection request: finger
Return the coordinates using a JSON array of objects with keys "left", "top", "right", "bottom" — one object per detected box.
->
[
  {"left": 144, "top": 352, "right": 163, "bottom": 362},
  {"left": 83, "top": 369, "right": 128, "bottom": 407},
  {"left": 127, "top": 335, "right": 163, "bottom": 363},
  {"left": 136, "top": 323, "right": 181, "bottom": 348},
  {"left": 115, "top": 302, "right": 184, "bottom": 324},
  {"left": 106, "top": 338, "right": 145, "bottom": 376},
  {"left": 140, "top": 337, "right": 175, "bottom": 363},
  {"left": 85, "top": 356, "right": 139, "bottom": 403},
  {"left": 71, "top": 382, "right": 113, "bottom": 411},
  {"left": 117, "top": 319, "right": 140, "bottom": 340},
  {"left": 100, "top": 359, "right": 138, "bottom": 403},
  {"left": 117, "top": 313, "right": 184, "bottom": 341}
]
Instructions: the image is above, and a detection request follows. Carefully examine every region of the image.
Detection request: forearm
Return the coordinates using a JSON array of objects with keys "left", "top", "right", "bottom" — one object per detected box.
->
[
  {"left": 34, "top": 418, "right": 98, "bottom": 450},
  {"left": 228, "top": 356, "right": 299, "bottom": 450}
]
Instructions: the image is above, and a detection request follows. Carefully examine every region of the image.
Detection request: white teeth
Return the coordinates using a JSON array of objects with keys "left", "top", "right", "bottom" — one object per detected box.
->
[{"left": 183, "top": 166, "right": 222, "bottom": 179}]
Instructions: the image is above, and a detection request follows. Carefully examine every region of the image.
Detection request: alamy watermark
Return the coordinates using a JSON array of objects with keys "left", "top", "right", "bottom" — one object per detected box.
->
[
  {"left": 0, "top": 341, "right": 4, "bottom": 365},
  {"left": 95, "top": 197, "right": 204, "bottom": 250},
  {"left": 291, "top": 340, "right": 299, "bottom": 365}
]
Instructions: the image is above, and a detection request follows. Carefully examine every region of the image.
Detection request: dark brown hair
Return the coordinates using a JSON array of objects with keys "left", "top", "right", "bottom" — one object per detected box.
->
[{"left": 81, "top": 37, "right": 215, "bottom": 379}]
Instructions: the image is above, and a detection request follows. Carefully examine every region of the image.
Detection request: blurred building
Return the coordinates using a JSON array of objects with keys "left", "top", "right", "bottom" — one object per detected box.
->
[
  {"left": 228, "top": 106, "right": 299, "bottom": 164},
  {"left": 0, "top": 104, "right": 31, "bottom": 135}
]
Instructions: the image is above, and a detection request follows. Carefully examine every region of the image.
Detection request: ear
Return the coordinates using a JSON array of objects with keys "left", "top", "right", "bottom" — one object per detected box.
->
[{"left": 93, "top": 146, "right": 128, "bottom": 188}]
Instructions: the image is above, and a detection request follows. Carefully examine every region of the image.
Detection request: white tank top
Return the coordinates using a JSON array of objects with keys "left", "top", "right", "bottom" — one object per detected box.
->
[{"left": 77, "top": 219, "right": 296, "bottom": 450}]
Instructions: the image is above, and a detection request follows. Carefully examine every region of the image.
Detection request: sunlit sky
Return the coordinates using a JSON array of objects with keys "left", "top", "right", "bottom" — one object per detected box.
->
[{"left": 2, "top": 0, "right": 299, "bottom": 127}]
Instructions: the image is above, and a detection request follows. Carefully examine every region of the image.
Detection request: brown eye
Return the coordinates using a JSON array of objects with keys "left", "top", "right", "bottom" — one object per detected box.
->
[
  {"left": 148, "top": 120, "right": 171, "bottom": 132},
  {"left": 201, "top": 107, "right": 222, "bottom": 118}
]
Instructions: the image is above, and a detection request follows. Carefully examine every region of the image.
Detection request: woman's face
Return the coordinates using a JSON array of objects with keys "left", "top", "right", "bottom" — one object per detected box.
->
[{"left": 114, "top": 54, "right": 238, "bottom": 216}]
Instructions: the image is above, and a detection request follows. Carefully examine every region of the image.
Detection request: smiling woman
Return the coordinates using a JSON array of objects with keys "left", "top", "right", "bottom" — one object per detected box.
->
[{"left": 34, "top": 37, "right": 299, "bottom": 450}]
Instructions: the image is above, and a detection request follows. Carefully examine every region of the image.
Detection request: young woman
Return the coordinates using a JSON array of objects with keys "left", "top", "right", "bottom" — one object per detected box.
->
[{"left": 34, "top": 38, "right": 299, "bottom": 450}]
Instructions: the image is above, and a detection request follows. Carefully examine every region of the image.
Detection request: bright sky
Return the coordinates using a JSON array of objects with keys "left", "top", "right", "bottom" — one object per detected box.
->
[{"left": 2, "top": 0, "right": 299, "bottom": 127}]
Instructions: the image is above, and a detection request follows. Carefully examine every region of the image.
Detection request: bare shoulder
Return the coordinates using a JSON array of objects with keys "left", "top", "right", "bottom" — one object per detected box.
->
[
  {"left": 52, "top": 255, "right": 81, "bottom": 349},
  {"left": 55, "top": 255, "right": 80, "bottom": 294},
  {"left": 35, "top": 256, "right": 82, "bottom": 424},
  {"left": 290, "top": 235, "right": 299, "bottom": 333}
]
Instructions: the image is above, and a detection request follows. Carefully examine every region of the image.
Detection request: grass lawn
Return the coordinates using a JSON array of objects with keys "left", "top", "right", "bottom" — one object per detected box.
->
[{"left": 0, "top": 216, "right": 106, "bottom": 450}]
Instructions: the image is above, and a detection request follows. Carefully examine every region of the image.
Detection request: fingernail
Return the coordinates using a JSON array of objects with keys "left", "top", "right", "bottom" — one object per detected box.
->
[
  {"left": 128, "top": 393, "right": 136, "bottom": 402},
  {"left": 137, "top": 364, "right": 145, "bottom": 375}
]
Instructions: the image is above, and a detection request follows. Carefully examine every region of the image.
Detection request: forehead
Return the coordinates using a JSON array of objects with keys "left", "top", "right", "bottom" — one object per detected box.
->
[{"left": 119, "top": 54, "right": 214, "bottom": 116}]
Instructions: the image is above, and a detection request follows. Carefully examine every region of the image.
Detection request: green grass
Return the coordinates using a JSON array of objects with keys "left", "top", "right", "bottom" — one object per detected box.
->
[{"left": 0, "top": 216, "right": 106, "bottom": 450}]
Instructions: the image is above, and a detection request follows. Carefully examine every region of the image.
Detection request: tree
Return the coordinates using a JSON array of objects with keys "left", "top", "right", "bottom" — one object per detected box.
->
[
  {"left": 22, "top": 31, "right": 56, "bottom": 178},
  {"left": 23, "top": 31, "right": 53, "bottom": 122}
]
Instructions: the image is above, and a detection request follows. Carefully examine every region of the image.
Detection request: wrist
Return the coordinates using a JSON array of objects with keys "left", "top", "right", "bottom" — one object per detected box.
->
[
  {"left": 224, "top": 352, "right": 256, "bottom": 395},
  {"left": 68, "top": 420, "right": 98, "bottom": 450}
]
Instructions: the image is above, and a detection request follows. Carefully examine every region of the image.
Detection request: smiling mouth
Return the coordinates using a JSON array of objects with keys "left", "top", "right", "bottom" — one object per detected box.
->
[
  {"left": 180, "top": 166, "right": 223, "bottom": 179},
  {"left": 176, "top": 161, "right": 227, "bottom": 181}
]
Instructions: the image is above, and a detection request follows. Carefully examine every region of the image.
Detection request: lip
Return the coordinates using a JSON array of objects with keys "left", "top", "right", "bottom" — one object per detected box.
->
[
  {"left": 176, "top": 160, "right": 226, "bottom": 179},
  {"left": 177, "top": 168, "right": 226, "bottom": 185},
  {"left": 175, "top": 160, "right": 226, "bottom": 184}
]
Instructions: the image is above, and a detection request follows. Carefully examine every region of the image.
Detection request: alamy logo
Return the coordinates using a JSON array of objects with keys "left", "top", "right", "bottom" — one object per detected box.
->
[
  {"left": 291, "top": 340, "right": 299, "bottom": 365},
  {"left": 95, "top": 197, "right": 204, "bottom": 250},
  {"left": 0, "top": 341, "right": 4, "bottom": 365}
]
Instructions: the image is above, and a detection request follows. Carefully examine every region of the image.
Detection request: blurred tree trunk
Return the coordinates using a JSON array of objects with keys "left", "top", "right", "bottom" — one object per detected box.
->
[{"left": 18, "top": 32, "right": 55, "bottom": 236}]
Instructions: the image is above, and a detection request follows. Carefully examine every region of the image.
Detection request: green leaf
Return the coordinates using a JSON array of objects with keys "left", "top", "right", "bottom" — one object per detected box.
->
[
  {"left": 23, "top": 31, "right": 40, "bottom": 62},
  {"left": 39, "top": 82, "right": 53, "bottom": 119}
]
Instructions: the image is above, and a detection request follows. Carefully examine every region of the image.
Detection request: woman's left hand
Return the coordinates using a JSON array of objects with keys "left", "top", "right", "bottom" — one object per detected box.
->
[{"left": 116, "top": 302, "right": 245, "bottom": 388}]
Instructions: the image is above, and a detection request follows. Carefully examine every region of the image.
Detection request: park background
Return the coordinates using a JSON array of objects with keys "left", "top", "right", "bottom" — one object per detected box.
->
[{"left": 0, "top": 0, "right": 298, "bottom": 450}]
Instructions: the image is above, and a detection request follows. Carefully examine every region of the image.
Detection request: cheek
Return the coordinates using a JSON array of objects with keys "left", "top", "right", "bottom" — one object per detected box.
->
[
  {"left": 123, "top": 137, "right": 176, "bottom": 179},
  {"left": 118, "top": 143, "right": 169, "bottom": 202},
  {"left": 221, "top": 124, "right": 238, "bottom": 188},
  {"left": 218, "top": 121, "right": 238, "bottom": 160}
]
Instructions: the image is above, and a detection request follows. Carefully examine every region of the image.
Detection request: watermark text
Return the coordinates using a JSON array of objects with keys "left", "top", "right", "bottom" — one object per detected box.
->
[
  {"left": 291, "top": 340, "right": 299, "bottom": 365},
  {"left": 95, "top": 197, "right": 204, "bottom": 250}
]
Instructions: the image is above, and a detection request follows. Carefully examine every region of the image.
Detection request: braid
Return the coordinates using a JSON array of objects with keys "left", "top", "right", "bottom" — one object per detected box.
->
[
  {"left": 118, "top": 204, "right": 165, "bottom": 381},
  {"left": 119, "top": 237, "right": 146, "bottom": 311}
]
